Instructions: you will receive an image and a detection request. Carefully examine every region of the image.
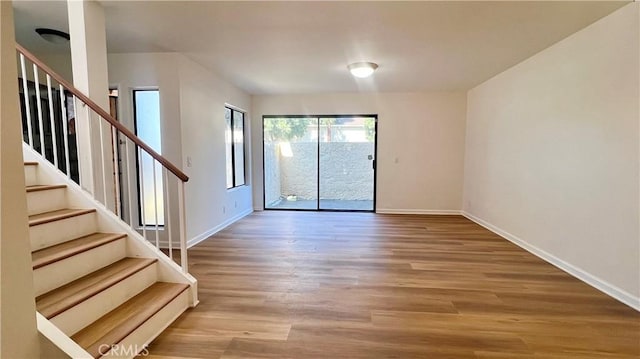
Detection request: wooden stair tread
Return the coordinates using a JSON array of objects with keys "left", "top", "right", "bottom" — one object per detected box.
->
[
  {"left": 24, "top": 161, "right": 38, "bottom": 166},
  {"left": 26, "top": 184, "right": 67, "bottom": 192},
  {"left": 72, "top": 282, "right": 189, "bottom": 358},
  {"left": 29, "top": 208, "right": 96, "bottom": 226},
  {"left": 37, "top": 258, "right": 157, "bottom": 319},
  {"left": 32, "top": 232, "right": 127, "bottom": 269}
]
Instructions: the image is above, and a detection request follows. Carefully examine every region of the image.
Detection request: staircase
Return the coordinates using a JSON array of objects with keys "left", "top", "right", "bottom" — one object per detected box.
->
[
  {"left": 24, "top": 149, "right": 195, "bottom": 358},
  {"left": 13, "top": 42, "right": 197, "bottom": 358}
]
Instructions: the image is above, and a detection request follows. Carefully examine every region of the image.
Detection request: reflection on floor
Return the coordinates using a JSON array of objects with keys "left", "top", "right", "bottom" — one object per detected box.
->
[{"left": 268, "top": 199, "right": 374, "bottom": 211}]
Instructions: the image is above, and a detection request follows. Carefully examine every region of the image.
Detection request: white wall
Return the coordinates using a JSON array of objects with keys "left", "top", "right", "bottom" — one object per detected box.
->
[
  {"left": 108, "top": 53, "right": 183, "bottom": 243},
  {"left": 18, "top": 52, "right": 73, "bottom": 84},
  {"left": 108, "top": 53, "right": 183, "bottom": 165},
  {"left": 463, "top": 3, "right": 639, "bottom": 309},
  {"left": 177, "top": 55, "right": 253, "bottom": 244},
  {"left": 251, "top": 92, "right": 467, "bottom": 213},
  {"left": 108, "top": 53, "right": 253, "bottom": 246}
]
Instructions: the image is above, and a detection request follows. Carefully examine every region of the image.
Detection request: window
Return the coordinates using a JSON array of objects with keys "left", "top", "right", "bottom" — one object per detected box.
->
[
  {"left": 225, "top": 107, "right": 246, "bottom": 189},
  {"left": 133, "top": 90, "right": 164, "bottom": 226}
]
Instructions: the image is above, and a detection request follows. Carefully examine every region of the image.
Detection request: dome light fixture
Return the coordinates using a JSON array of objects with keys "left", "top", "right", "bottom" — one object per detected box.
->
[
  {"left": 35, "top": 28, "right": 70, "bottom": 44},
  {"left": 348, "top": 62, "right": 378, "bottom": 78}
]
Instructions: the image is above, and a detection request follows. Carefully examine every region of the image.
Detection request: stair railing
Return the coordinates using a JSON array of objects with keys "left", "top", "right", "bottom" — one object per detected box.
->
[{"left": 16, "top": 43, "right": 190, "bottom": 273}]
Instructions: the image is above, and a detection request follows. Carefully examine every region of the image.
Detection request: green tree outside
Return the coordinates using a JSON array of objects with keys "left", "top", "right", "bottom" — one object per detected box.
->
[
  {"left": 264, "top": 118, "right": 316, "bottom": 142},
  {"left": 364, "top": 118, "right": 375, "bottom": 142}
]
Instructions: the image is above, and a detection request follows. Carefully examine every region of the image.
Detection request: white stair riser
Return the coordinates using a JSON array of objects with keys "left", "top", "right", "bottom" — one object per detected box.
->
[
  {"left": 33, "top": 239, "right": 127, "bottom": 297},
  {"left": 24, "top": 146, "right": 197, "bottom": 359},
  {"left": 100, "top": 289, "right": 190, "bottom": 359},
  {"left": 24, "top": 165, "right": 38, "bottom": 186},
  {"left": 27, "top": 188, "right": 67, "bottom": 216},
  {"left": 30, "top": 213, "right": 97, "bottom": 251},
  {"left": 52, "top": 263, "right": 158, "bottom": 336}
]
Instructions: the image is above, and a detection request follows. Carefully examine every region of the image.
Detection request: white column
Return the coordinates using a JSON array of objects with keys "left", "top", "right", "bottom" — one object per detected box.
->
[
  {"left": 68, "top": 0, "right": 116, "bottom": 210},
  {"left": 0, "top": 1, "right": 41, "bottom": 357}
]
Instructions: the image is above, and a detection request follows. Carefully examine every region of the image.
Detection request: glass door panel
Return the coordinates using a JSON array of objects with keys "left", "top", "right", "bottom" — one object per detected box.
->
[
  {"left": 134, "top": 90, "right": 164, "bottom": 226},
  {"left": 264, "top": 117, "right": 319, "bottom": 210},
  {"left": 318, "top": 117, "right": 375, "bottom": 211}
]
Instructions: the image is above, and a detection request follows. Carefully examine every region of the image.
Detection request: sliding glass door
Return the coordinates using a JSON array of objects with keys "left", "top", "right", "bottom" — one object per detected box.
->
[
  {"left": 263, "top": 115, "right": 376, "bottom": 212},
  {"left": 319, "top": 117, "right": 375, "bottom": 211},
  {"left": 264, "top": 117, "right": 318, "bottom": 210}
]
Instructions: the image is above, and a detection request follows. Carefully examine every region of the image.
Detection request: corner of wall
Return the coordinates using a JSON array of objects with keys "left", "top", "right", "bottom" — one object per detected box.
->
[{"left": 462, "top": 3, "right": 640, "bottom": 310}]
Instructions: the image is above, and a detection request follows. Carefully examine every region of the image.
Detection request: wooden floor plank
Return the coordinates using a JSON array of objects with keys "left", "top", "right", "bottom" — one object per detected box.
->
[
  {"left": 26, "top": 184, "right": 67, "bottom": 192},
  {"left": 31, "top": 232, "right": 126, "bottom": 269},
  {"left": 37, "top": 257, "right": 156, "bottom": 318},
  {"left": 73, "top": 282, "right": 189, "bottom": 358},
  {"left": 28, "top": 208, "right": 95, "bottom": 226},
  {"left": 146, "top": 212, "right": 640, "bottom": 358}
]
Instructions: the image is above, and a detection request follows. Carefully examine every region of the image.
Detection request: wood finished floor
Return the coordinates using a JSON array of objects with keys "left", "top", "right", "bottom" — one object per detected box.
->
[{"left": 147, "top": 211, "right": 640, "bottom": 358}]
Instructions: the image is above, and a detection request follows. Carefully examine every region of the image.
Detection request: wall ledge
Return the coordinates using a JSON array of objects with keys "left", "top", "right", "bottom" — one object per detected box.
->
[
  {"left": 187, "top": 208, "right": 254, "bottom": 248},
  {"left": 462, "top": 211, "right": 640, "bottom": 312}
]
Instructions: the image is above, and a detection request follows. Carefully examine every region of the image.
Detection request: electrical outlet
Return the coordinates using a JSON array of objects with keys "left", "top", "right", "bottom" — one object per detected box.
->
[
  {"left": 186, "top": 156, "right": 192, "bottom": 167},
  {"left": 222, "top": 206, "right": 226, "bottom": 214}
]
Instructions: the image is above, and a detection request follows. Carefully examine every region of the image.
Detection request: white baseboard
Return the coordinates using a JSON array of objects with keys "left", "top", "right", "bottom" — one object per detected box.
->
[
  {"left": 187, "top": 208, "right": 254, "bottom": 248},
  {"left": 461, "top": 211, "right": 640, "bottom": 312},
  {"left": 376, "top": 208, "right": 462, "bottom": 215}
]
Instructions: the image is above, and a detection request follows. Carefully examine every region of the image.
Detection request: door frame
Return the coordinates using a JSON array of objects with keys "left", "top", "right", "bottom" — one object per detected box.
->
[{"left": 262, "top": 114, "right": 378, "bottom": 213}]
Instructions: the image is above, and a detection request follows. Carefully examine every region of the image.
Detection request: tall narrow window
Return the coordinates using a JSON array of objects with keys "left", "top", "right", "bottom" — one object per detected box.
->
[
  {"left": 134, "top": 90, "right": 164, "bottom": 226},
  {"left": 225, "top": 108, "right": 233, "bottom": 188},
  {"left": 225, "top": 106, "right": 246, "bottom": 189}
]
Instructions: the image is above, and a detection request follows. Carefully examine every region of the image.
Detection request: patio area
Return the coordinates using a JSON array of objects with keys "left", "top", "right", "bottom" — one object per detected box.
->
[{"left": 269, "top": 199, "right": 374, "bottom": 211}]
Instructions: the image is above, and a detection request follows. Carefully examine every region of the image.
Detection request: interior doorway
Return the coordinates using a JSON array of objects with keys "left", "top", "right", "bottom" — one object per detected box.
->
[
  {"left": 109, "top": 88, "right": 123, "bottom": 217},
  {"left": 263, "top": 115, "right": 377, "bottom": 212}
]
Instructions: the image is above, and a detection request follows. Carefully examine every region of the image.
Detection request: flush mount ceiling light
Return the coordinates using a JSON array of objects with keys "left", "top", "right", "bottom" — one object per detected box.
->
[
  {"left": 35, "top": 28, "right": 70, "bottom": 44},
  {"left": 348, "top": 62, "right": 378, "bottom": 78}
]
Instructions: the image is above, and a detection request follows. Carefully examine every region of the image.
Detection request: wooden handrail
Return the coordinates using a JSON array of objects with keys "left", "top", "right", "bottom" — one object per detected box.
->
[{"left": 16, "top": 43, "right": 189, "bottom": 182}]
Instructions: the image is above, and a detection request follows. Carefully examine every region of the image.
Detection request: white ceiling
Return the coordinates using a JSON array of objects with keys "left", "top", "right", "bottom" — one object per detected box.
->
[{"left": 13, "top": 1, "right": 628, "bottom": 95}]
